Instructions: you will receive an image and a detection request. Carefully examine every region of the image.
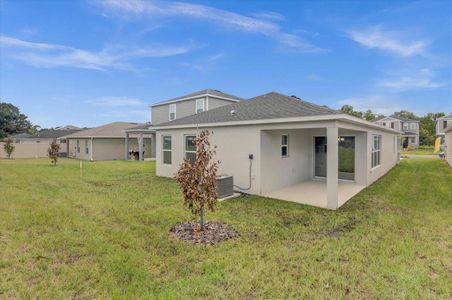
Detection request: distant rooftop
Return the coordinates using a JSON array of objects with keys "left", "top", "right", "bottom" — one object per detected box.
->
[
  {"left": 12, "top": 128, "right": 81, "bottom": 139},
  {"left": 151, "top": 89, "right": 243, "bottom": 107},
  {"left": 64, "top": 122, "right": 143, "bottom": 138}
]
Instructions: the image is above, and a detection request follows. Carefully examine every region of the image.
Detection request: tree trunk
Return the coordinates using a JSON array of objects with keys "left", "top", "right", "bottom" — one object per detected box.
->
[{"left": 200, "top": 207, "right": 205, "bottom": 230}]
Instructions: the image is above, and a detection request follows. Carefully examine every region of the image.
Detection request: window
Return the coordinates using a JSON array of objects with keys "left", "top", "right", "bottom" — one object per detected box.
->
[
  {"left": 403, "top": 123, "right": 408, "bottom": 130},
  {"left": 383, "top": 122, "right": 386, "bottom": 126},
  {"left": 162, "top": 136, "right": 172, "bottom": 164},
  {"left": 169, "top": 104, "right": 176, "bottom": 121},
  {"left": 196, "top": 99, "right": 205, "bottom": 114},
  {"left": 185, "top": 135, "right": 197, "bottom": 163},
  {"left": 391, "top": 122, "right": 394, "bottom": 129},
  {"left": 444, "top": 120, "right": 448, "bottom": 129},
  {"left": 410, "top": 137, "right": 416, "bottom": 143},
  {"left": 77, "top": 140, "right": 80, "bottom": 153},
  {"left": 372, "top": 135, "right": 381, "bottom": 168},
  {"left": 85, "top": 139, "right": 89, "bottom": 154},
  {"left": 410, "top": 123, "right": 415, "bottom": 129},
  {"left": 281, "top": 134, "right": 289, "bottom": 157},
  {"left": 60, "top": 138, "right": 67, "bottom": 144}
]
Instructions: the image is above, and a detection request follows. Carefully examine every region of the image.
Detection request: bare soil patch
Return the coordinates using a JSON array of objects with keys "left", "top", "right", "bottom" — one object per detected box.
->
[{"left": 170, "top": 221, "right": 238, "bottom": 245}]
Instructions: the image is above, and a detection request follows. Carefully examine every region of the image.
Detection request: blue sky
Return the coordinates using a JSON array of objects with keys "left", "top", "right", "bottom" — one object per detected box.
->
[{"left": 1, "top": 0, "right": 451, "bottom": 128}]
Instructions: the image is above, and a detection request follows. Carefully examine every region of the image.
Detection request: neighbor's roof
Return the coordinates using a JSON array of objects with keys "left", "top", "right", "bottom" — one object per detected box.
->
[
  {"left": 389, "top": 114, "right": 419, "bottom": 122},
  {"left": 64, "top": 122, "right": 143, "bottom": 138},
  {"left": 155, "top": 92, "right": 341, "bottom": 127},
  {"left": 151, "top": 89, "right": 243, "bottom": 107},
  {"left": 437, "top": 113, "right": 452, "bottom": 120},
  {"left": 12, "top": 129, "right": 81, "bottom": 139}
]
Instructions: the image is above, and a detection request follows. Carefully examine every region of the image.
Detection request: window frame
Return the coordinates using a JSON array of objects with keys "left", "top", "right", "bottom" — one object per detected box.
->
[
  {"left": 281, "top": 134, "right": 289, "bottom": 157},
  {"left": 85, "top": 139, "right": 89, "bottom": 154},
  {"left": 371, "top": 135, "right": 382, "bottom": 169},
  {"left": 77, "top": 140, "right": 80, "bottom": 153},
  {"left": 196, "top": 99, "right": 205, "bottom": 114},
  {"left": 169, "top": 104, "right": 176, "bottom": 121},
  {"left": 162, "top": 135, "right": 172, "bottom": 165},
  {"left": 184, "top": 135, "right": 197, "bottom": 163}
]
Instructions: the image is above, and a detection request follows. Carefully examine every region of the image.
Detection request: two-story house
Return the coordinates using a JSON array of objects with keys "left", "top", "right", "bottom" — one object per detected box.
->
[
  {"left": 124, "top": 89, "right": 242, "bottom": 160},
  {"left": 375, "top": 115, "right": 419, "bottom": 149},
  {"left": 435, "top": 114, "right": 452, "bottom": 141}
]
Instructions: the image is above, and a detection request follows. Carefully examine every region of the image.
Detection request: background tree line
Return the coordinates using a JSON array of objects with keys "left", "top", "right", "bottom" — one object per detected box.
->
[{"left": 340, "top": 105, "right": 445, "bottom": 146}]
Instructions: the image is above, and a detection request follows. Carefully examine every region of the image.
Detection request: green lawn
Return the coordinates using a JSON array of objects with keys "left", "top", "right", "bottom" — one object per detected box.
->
[
  {"left": 401, "top": 145, "right": 436, "bottom": 155},
  {"left": 0, "top": 158, "right": 451, "bottom": 299}
]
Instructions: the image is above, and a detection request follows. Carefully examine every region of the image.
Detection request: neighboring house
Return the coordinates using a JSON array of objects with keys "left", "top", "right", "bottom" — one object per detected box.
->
[
  {"left": 435, "top": 113, "right": 452, "bottom": 141},
  {"left": 375, "top": 115, "right": 419, "bottom": 149},
  {"left": 153, "top": 92, "right": 402, "bottom": 210},
  {"left": 124, "top": 89, "right": 243, "bottom": 160},
  {"left": 444, "top": 125, "right": 452, "bottom": 167},
  {"left": 9, "top": 127, "right": 81, "bottom": 157},
  {"left": 65, "top": 122, "right": 150, "bottom": 161}
]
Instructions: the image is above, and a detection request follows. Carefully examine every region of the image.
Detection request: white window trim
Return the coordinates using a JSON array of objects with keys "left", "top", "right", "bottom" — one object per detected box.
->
[
  {"left": 371, "top": 135, "right": 382, "bottom": 169},
  {"left": 195, "top": 99, "right": 205, "bottom": 114},
  {"left": 184, "top": 135, "right": 197, "bottom": 161},
  {"left": 281, "top": 134, "right": 289, "bottom": 157},
  {"left": 162, "top": 135, "right": 172, "bottom": 165},
  {"left": 169, "top": 104, "right": 176, "bottom": 121}
]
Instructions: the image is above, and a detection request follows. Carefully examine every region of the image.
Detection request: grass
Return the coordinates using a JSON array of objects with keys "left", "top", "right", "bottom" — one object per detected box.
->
[
  {"left": 0, "top": 158, "right": 451, "bottom": 299},
  {"left": 401, "top": 145, "right": 436, "bottom": 155}
]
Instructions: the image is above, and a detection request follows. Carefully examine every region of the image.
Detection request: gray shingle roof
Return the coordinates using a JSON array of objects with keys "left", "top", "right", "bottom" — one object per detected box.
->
[
  {"left": 65, "top": 122, "right": 143, "bottom": 138},
  {"left": 152, "top": 89, "right": 242, "bottom": 106},
  {"left": 12, "top": 129, "right": 81, "bottom": 139},
  {"left": 156, "top": 92, "right": 340, "bottom": 127},
  {"left": 389, "top": 114, "right": 419, "bottom": 122}
]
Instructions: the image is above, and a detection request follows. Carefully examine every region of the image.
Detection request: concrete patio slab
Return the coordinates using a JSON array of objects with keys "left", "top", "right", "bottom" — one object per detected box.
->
[{"left": 263, "top": 180, "right": 365, "bottom": 208}]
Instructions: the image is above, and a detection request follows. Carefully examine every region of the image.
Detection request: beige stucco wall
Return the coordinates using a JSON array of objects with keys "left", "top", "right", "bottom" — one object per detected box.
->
[
  {"left": 445, "top": 131, "right": 452, "bottom": 167},
  {"left": 0, "top": 142, "right": 50, "bottom": 158},
  {"left": 68, "top": 137, "right": 153, "bottom": 161},
  {"left": 156, "top": 120, "right": 400, "bottom": 197},
  {"left": 151, "top": 97, "right": 236, "bottom": 125}
]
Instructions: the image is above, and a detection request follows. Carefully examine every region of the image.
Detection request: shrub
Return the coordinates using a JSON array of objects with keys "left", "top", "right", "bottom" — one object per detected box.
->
[
  {"left": 47, "top": 140, "right": 60, "bottom": 166},
  {"left": 3, "top": 138, "right": 15, "bottom": 159},
  {"left": 175, "top": 130, "right": 219, "bottom": 230}
]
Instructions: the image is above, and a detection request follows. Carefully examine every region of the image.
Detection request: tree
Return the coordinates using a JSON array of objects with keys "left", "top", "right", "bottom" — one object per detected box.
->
[
  {"left": 419, "top": 112, "right": 445, "bottom": 146},
  {"left": 175, "top": 130, "right": 219, "bottom": 230},
  {"left": 393, "top": 110, "right": 417, "bottom": 120},
  {"left": 3, "top": 138, "right": 15, "bottom": 159},
  {"left": 0, "top": 102, "right": 34, "bottom": 138},
  {"left": 47, "top": 140, "right": 60, "bottom": 166},
  {"left": 340, "top": 105, "right": 363, "bottom": 118}
]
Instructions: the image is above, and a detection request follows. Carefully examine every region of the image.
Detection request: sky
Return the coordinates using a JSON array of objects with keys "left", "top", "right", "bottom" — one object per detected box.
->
[{"left": 1, "top": 0, "right": 451, "bottom": 128}]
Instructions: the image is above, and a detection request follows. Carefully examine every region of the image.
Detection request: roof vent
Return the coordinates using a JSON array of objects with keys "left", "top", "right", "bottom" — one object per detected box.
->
[
  {"left": 230, "top": 109, "right": 236, "bottom": 116},
  {"left": 291, "top": 95, "right": 300, "bottom": 100}
]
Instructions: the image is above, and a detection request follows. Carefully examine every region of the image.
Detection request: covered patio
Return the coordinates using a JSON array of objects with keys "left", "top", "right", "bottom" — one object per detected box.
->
[
  {"left": 124, "top": 124, "right": 156, "bottom": 161},
  {"left": 260, "top": 122, "right": 369, "bottom": 209}
]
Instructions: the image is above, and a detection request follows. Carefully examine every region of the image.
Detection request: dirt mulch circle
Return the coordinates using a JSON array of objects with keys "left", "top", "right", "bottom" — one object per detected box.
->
[{"left": 170, "top": 221, "right": 238, "bottom": 245}]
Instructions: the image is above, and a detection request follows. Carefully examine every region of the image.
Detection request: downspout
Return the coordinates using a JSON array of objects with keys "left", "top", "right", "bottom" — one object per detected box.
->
[{"left": 90, "top": 137, "right": 93, "bottom": 161}]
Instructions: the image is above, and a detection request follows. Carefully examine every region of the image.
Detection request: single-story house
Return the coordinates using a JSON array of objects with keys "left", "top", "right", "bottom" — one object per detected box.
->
[
  {"left": 153, "top": 92, "right": 402, "bottom": 210},
  {"left": 64, "top": 122, "right": 153, "bottom": 161}
]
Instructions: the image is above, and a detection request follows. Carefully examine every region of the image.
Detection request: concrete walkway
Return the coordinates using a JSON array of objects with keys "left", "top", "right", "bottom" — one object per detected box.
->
[{"left": 402, "top": 154, "right": 439, "bottom": 159}]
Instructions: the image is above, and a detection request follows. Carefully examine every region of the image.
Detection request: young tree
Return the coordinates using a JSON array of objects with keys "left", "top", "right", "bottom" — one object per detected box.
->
[
  {"left": 47, "top": 140, "right": 60, "bottom": 166},
  {"left": 3, "top": 138, "right": 15, "bottom": 159},
  {"left": 175, "top": 130, "right": 219, "bottom": 230}
]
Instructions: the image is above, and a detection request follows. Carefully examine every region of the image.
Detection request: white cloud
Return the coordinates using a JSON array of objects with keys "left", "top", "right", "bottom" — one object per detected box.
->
[
  {"left": 378, "top": 68, "right": 447, "bottom": 90},
  {"left": 96, "top": 0, "right": 321, "bottom": 52},
  {"left": 87, "top": 96, "right": 145, "bottom": 107},
  {"left": 251, "top": 11, "right": 285, "bottom": 21},
  {"left": 0, "top": 35, "right": 195, "bottom": 71},
  {"left": 346, "top": 26, "right": 428, "bottom": 57}
]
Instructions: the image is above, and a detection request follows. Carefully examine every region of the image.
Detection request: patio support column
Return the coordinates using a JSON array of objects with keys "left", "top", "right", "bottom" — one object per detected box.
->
[
  {"left": 326, "top": 126, "right": 339, "bottom": 209},
  {"left": 138, "top": 133, "right": 144, "bottom": 161},
  {"left": 125, "top": 133, "right": 129, "bottom": 160},
  {"left": 151, "top": 132, "right": 156, "bottom": 159}
]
